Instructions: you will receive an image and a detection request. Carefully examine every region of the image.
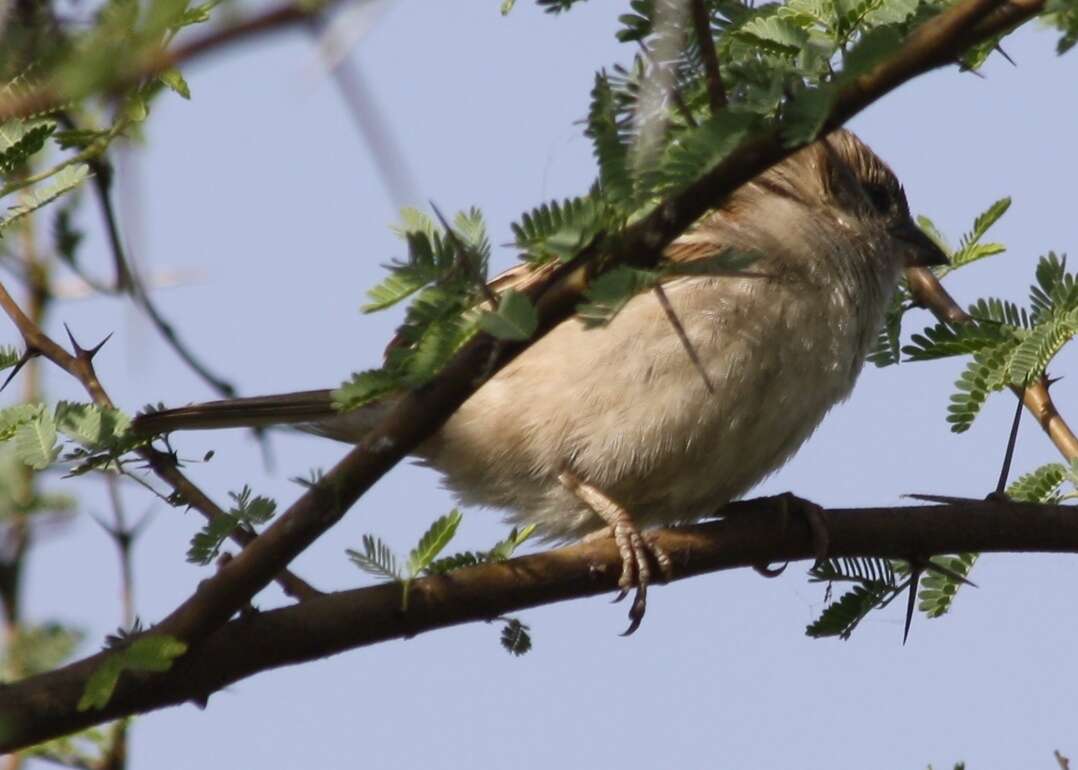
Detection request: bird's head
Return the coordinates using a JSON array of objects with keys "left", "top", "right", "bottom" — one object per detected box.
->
[{"left": 817, "top": 129, "right": 949, "bottom": 271}]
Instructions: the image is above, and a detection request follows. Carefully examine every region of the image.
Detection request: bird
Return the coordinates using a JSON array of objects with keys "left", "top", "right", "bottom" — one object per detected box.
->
[{"left": 133, "top": 129, "right": 947, "bottom": 633}]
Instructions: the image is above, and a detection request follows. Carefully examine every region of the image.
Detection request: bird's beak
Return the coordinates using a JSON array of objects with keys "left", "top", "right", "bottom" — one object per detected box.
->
[{"left": 894, "top": 219, "right": 949, "bottom": 268}]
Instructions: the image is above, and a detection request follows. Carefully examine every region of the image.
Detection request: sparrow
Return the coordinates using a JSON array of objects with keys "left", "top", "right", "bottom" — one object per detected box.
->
[{"left": 133, "top": 129, "right": 947, "bottom": 632}]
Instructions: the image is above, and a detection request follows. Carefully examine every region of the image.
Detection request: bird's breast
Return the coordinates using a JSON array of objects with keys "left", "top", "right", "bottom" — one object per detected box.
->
[{"left": 420, "top": 271, "right": 885, "bottom": 541}]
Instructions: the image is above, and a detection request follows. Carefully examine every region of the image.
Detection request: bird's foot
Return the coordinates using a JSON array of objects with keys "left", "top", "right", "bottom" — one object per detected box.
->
[
  {"left": 774, "top": 492, "right": 830, "bottom": 566},
  {"left": 561, "top": 471, "right": 672, "bottom": 635},
  {"left": 724, "top": 492, "right": 830, "bottom": 575}
]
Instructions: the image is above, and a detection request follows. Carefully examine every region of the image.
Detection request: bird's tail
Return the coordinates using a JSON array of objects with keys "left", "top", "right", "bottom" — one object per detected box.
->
[{"left": 132, "top": 389, "right": 390, "bottom": 443}]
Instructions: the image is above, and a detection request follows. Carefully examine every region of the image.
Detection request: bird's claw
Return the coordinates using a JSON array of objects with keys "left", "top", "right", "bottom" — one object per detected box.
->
[
  {"left": 774, "top": 492, "right": 830, "bottom": 566},
  {"left": 560, "top": 469, "right": 672, "bottom": 634}
]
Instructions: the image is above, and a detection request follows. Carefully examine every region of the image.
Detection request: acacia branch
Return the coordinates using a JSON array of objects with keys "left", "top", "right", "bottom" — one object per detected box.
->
[
  {"left": 1, "top": 496, "right": 1076, "bottom": 751},
  {"left": 906, "top": 266, "right": 1078, "bottom": 461},
  {"left": 690, "top": 0, "right": 726, "bottom": 113},
  {"left": 0, "top": 282, "right": 321, "bottom": 601}
]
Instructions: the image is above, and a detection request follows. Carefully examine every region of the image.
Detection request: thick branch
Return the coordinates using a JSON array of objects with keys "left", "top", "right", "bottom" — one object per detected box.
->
[{"left": 1, "top": 496, "right": 1075, "bottom": 751}]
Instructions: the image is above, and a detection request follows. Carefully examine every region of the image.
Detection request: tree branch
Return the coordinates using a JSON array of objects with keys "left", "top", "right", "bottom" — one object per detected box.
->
[
  {"left": 0, "top": 282, "right": 321, "bottom": 602},
  {"left": 690, "top": 0, "right": 725, "bottom": 113},
  {"left": 905, "top": 266, "right": 1078, "bottom": 461},
  {"left": 0, "top": 496, "right": 1075, "bottom": 751}
]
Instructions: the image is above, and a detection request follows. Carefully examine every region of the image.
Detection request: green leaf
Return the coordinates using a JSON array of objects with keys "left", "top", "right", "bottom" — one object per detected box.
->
[
  {"left": 842, "top": 24, "right": 904, "bottom": 76},
  {"left": 123, "top": 635, "right": 188, "bottom": 671},
  {"left": 1, "top": 622, "right": 84, "bottom": 678},
  {"left": 0, "top": 345, "right": 20, "bottom": 370},
  {"left": 949, "top": 197, "right": 1010, "bottom": 270},
  {"left": 333, "top": 368, "right": 400, "bottom": 412},
  {"left": 806, "top": 584, "right": 890, "bottom": 639},
  {"left": 407, "top": 509, "right": 463, "bottom": 576},
  {"left": 78, "top": 635, "right": 187, "bottom": 711},
  {"left": 14, "top": 412, "right": 59, "bottom": 469},
  {"left": 657, "top": 112, "right": 756, "bottom": 192},
  {"left": 577, "top": 266, "right": 658, "bottom": 327},
  {"left": 915, "top": 215, "right": 951, "bottom": 258},
  {"left": 78, "top": 658, "right": 123, "bottom": 712},
  {"left": 866, "top": 291, "right": 905, "bottom": 367},
  {"left": 347, "top": 534, "right": 403, "bottom": 581},
  {"left": 178, "top": 0, "right": 217, "bottom": 26},
  {"left": 946, "top": 339, "right": 1017, "bottom": 433},
  {"left": 0, "top": 165, "right": 91, "bottom": 232},
  {"left": 488, "top": 524, "right": 536, "bottom": 562},
  {"left": 425, "top": 523, "right": 536, "bottom": 575},
  {"left": 511, "top": 195, "right": 601, "bottom": 263},
  {"left": 187, "top": 485, "right": 276, "bottom": 564},
  {"left": 159, "top": 67, "right": 191, "bottom": 99},
  {"left": 1007, "top": 462, "right": 1067, "bottom": 504},
  {"left": 397, "top": 314, "right": 479, "bottom": 387},
  {"left": 782, "top": 84, "right": 835, "bottom": 148},
  {"left": 0, "top": 119, "right": 56, "bottom": 174},
  {"left": 586, "top": 72, "right": 633, "bottom": 205},
  {"left": 0, "top": 403, "right": 45, "bottom": 442},
  {"left": 918, "top": 553, "right": 978, "bottom": 619},
  {"left": 736, "top": 14, "right": 808, "bottom": 57},
  {"left": 477, "top": 290, "right": 538, "bottom": 341},
  {"left": 500, "top": 618, "right": 532, "bottom": 656},
  {"left": 53, "top": 402, "right": 132, "bottom": 450}
]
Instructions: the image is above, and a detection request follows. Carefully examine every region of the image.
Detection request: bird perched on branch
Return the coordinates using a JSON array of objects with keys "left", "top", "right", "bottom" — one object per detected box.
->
[{"left": 134, "top": 129, "right": 946, "bottom": 633}]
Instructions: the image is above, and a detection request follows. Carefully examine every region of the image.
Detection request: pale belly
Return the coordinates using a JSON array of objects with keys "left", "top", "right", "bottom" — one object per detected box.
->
[{"left": 417, "top": 274, "right": 879, "bottom": 542}]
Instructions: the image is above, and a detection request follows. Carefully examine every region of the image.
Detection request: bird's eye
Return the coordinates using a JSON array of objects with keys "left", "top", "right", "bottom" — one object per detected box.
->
[{"left": 863, "top": 182, "right": 892, "bottom": 214}]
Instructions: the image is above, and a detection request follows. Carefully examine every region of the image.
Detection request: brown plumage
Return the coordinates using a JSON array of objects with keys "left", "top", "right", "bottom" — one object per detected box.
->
[{"left": 134, "top": 130, "right": 945, "bottom": 617}]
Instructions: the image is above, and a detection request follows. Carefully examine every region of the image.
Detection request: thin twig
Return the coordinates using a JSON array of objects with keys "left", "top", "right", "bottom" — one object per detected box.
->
[
  {"left": 0, "top": 282, "right": 321, "bottom": 601},
  {"left": 906, "top": 266, "right": 1078, "bottom": 462},
  {"left": 83, "top": 147, "right": 239, "bottom": 398},
  {"left": 690, "top": 0, "right": 726, "bottom": 113},
  {"left": 651, "top": 284, "right": 714, "bottom": 393}
]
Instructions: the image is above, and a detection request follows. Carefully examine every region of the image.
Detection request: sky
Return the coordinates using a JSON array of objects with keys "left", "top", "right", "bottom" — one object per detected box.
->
[{"left": 13, "top": 2, "right": 1078, "bottom": 768}]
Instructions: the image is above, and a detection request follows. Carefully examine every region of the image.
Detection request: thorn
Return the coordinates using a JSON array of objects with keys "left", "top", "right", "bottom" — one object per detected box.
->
[
  {"left": 995, "top": 44, "right": 1016, "bottom": 67},
  {"left": 921, "top": 558, "right": 978, "bottom": 589},
  {"left": 903, "top": 564, "right": 923, "bottom": 645},
  {"left": 89, "top": 512, "right": 119, "bottom": 537},
  {"left": 1045, "top": 374, "right": 1063, "bottom": 389},
  {"left": 64, "top": 323, "right": 113, "bottom": 360},
  {"left": 995, "top": 383, "right": 1025, "bottom": 495},
  {"left": 904, "top": 493, "right": 984, "bottom": 505},
  {"left": 1, "top": 348, "right": 38, "bottom": 392}
]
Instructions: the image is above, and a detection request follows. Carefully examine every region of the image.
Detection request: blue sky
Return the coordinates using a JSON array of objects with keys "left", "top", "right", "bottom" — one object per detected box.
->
[{"left": 17, "top": 2, "right": 1078, "bottom": 768}]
